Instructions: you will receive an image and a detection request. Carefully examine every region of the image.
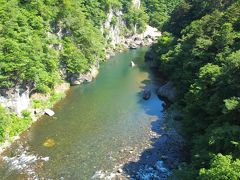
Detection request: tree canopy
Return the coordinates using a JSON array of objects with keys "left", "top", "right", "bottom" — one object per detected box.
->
[{"left": 149, "top": 0, "right": 240, "bottom": 179}]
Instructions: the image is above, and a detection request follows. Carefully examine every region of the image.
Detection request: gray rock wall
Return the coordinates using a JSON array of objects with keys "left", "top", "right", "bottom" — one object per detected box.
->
[
  {"left": 0, "top": 87, "right": 30, "bottom": 116},
  {"left": 102, "top": 0, "right": 161, "bottom": 56}
]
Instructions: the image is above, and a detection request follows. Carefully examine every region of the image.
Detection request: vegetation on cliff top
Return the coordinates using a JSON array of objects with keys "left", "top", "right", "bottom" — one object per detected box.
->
[
  {"left": 150, "top": 0, "right": 240, "bottom": 178},
  {"left": 142, "top": 0, "right": 180, "bottom": 30},
  {"left": 0, "top": 0, "right": 105, "bottom": 92}
]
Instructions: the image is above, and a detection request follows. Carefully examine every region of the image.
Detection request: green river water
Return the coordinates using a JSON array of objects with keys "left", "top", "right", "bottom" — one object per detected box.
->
[{"left": 0, "top": 48, "right": 164, "bottom": 179}]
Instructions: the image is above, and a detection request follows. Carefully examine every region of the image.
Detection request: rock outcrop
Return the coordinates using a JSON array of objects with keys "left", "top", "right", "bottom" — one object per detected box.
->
[
  {"left": 125, "top": 25, "right": 161, "bottom": 49},
  {"left": 70, "top": 65, "right": 99, "bottom": 85},
  {"left": 0, "top": 82, "right": 70, "bottom": 119},
  {"left": 102, "top": 0, "right": 161, "bottom": 59},
  {"left": 0, "top": 87, "right": 30, "bottom": 116},
  {"left": 44, "top": 109, "right": 55, "bottom": 116},
  {"left": 157, "top": 82, "right": 176, "bottom": 102}
]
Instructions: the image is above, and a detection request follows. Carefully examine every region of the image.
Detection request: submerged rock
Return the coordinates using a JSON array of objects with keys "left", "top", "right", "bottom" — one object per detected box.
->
[
  {"left": 134, "top": 161, "right": 171, "bottom": 180},
  {"left": 43, "top": 138, "right": 55, "bottom": 147},
  {"left": 144, "top": 50, "right": 159, "bottom": 67},
  {"left": 136, "top": 164, "right": 170, "bottom": 180},
  {"left": 155, "top": 161, "right": 169, "bottom": 174},
  {"left": 143, "top": 90, "right": 151, "bottom": 100}
]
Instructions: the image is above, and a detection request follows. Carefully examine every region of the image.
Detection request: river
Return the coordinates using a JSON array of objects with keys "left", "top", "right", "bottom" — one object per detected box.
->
[{"left": 0, "top": 48, "right": 165, "bottom": 179}]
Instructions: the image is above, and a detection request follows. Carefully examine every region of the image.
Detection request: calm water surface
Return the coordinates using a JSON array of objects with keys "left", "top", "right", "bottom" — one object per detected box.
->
[{"left": 0, "top": 48, "right": 164, "bottom": 179}]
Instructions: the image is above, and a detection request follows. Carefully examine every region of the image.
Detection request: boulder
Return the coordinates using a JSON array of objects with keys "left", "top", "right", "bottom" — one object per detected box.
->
[
  {"left": 129, "top": 43, "right": 138, "bottom": 49},
  {"left": 44, "top": 109, "right": 55, "bottom": 116},
  {"left": 155, "top": 161, "right": 170, "bottom": 174},
  {"left": 117, "top": 168, "right": 123, "bottom": 173},
  {"left": 70, "top": 65, "right": 99, "bottom": 85},
  {"left": 144, "top": 51, "right": 154, "bottom": 61},
  {"left": 41, "top": 157, "right": 50, "bottom": 161},
  {"left": 130, "top": 61, "right": 136, "bottom": 67},
  {"left": 157, "top": 81, "right": 176, "bottom": 102},
  {"left": 143, "top": 25, "right": 161, "bottom": 40},
  {"left": 135, "top": 40, "right": 143, "bottom": 46},
  {"left": 146, "top": 38, "right": 153, "bottom": 45},
  {"left": 91, "top": 170, "right": 105, "bottom": 179},
  {"left": 143, "top": 90, "right": 151, "bottom": 100}
]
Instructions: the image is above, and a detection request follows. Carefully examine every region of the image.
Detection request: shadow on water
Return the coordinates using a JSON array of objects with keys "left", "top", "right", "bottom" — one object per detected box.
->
[{"left": 122, "top": 67, "right": 185, "bottom": 179}]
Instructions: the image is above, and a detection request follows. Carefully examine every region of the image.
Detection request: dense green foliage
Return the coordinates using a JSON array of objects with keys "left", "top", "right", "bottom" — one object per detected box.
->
[
  {"left": 80, "top": 0, "right": 121, "bottom": 27},
  {"left": 124, "top": 6, "right": 149, "bottom": 33},
  {"left": 0, "top": 0, "right": 60, "bottom": 92},
  {"left": 0, "top": 0, "right": 105, "bottom": 92},
  {"left": 0, "top": 106, "right": 31, "bottom": 143},
  {"left": 142, "top": 0, "right": 180, "bottom": 29},
  {"left": 199, "top": 154, "right": 240, "bottom": 179},
  {"left": 149, "top": 0, "right": 240, "bottom": 179}
]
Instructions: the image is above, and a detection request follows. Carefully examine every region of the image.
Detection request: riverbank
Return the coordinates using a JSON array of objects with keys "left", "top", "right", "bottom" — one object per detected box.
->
[
  {"left": 92, "top": 110, "right": 185, "bottom": 179},
  {"left": 0, "top": 83, "right": 70, "bottom": 154},
  {"left": 91, "top": 81, "right": 185, "bottom": 179}
]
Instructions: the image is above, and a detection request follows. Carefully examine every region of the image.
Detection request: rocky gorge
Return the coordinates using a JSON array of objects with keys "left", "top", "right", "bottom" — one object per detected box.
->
[{"left": 0, "top": 1, "right": 186, "bottom": 179}]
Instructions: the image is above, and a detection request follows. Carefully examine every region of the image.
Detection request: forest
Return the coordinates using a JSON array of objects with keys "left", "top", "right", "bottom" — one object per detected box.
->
[{"left": 150, "top": 0, "right": 240, "bottom": 179}]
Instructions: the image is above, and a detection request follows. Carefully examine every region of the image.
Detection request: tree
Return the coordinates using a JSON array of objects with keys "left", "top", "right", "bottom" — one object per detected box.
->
[{"left": 199, "top": 154, "right": 240, "bottom": 180}]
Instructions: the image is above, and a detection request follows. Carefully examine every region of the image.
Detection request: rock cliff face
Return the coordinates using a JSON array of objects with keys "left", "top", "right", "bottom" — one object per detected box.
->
[
  {"left": 102, "top": 8, "right": 125, "bottom": 50},
  {"left": 102, "top": 0, "right": 161, "bottom": 59},
  {"left": 0, "top": 87, "right": 30, "bottom": 116}
]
